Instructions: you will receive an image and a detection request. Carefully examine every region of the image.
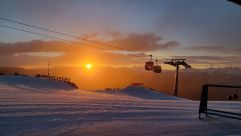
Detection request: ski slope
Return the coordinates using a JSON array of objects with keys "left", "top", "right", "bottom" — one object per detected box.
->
[
  {"left": 0, "top": 76, "right": 240, "bottom": 136},
  {"left": 0, "top": 75, "right": 75, "bottom": 92}
]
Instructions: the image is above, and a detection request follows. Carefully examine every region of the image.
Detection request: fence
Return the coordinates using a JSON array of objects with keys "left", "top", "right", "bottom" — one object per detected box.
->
[{"left": 35, "top": 74, "right": 78, "bottom": 89}]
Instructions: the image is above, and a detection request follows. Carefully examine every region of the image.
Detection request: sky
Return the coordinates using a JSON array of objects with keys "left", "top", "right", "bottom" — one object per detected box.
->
[{"left": 0, "top": 0, "right": 241, "bottom": 69}]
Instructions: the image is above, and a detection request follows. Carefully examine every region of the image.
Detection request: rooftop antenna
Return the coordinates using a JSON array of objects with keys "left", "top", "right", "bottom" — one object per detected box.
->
[
  {"left": 47, "top": 57, "right": 50, "bottom": 76},
  {"left": 164, "top": 59, "right": 191, "bottom": 96}
]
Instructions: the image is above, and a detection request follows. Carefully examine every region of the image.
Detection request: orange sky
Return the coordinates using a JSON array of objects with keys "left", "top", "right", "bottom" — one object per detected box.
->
[{"left": 0, "top": 38, "right": 240, "bottom": 69}]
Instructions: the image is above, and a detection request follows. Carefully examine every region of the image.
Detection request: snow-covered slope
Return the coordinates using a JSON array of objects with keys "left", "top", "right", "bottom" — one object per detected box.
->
[
  {"left": 0, "top": 75, "right": 75, "bottom": 91},
  {"left": 96, "top": 86, "right": 182, "bottom": 100},
  {"left": 0, "top": 76, "right": 240, "bottom": 136},
  {"left": 122, "top": 86, "right": 181, "bottom": 100}
]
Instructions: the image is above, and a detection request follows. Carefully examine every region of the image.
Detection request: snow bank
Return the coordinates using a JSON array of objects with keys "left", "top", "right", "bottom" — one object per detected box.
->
[
  {"left": 121, "top": 86, "right": 180, "bottom": 100},
  {"left": 0, "top": 75, "right": 76, "bottom": 91},
  {"left": 96, "top": 86, "right": 182, "bottom": 100}
]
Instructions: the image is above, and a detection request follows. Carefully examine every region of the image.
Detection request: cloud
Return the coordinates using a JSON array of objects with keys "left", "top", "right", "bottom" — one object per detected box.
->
[
  {"left": 185, "top": 46, "right": 241, "bottom": 52},
  {"left": 81, "top": 33, "right": 100, "bottom": 40},
  {"left": 0, "top": 40, "right": 105, "bottom": 55},
  {"left": 171, "top": 56, "right": 241, "bottom": 65},
  {"left": 108, "top": 32, "right": 179, "bottom": 51},
  {"left": 0, "top": 40, "right": 145, "bottom": 67},
  {"left": 105, "top": 30, "right": 123, "bottom": 38},
  {"left": 79, "top": 32, "right": 180, "bottom": 51},
  {"left": 14, "top": 52, "right": 65, "bottom": 57},
  {"left": 183, "top": 46, "right": 241, "bottom": 56},
  {"left": 1, "top": 32, "right": 240, "bottom": 68}
]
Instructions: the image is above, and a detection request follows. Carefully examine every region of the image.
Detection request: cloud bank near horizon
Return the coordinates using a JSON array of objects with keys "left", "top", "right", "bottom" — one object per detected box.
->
[{"left": 0, "top": 31, "right": 240, "bottom": 68}]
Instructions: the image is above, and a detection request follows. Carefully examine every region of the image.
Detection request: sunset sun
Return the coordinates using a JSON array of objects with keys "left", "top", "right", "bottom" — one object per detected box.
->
[{"left": 85, "top": 64, "right": 92, "bottom": 69}]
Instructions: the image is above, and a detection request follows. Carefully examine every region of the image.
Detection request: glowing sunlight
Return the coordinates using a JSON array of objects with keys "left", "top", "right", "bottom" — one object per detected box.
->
[{"left": 85, "top": 64, "right": 92, "bottom": 70}]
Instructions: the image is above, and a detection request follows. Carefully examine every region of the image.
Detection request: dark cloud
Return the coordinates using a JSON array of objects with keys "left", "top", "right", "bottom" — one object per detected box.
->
[
  {"left": 0, "top": 40, "right": 145, "bottom": 67},
  {"left": 81, "top": 33, "right": 100, "bottom": 40},
  {"left": 79, "top": 32, "right": 180, "bottom": 51},
  {"left": 171, "top": 56, "right": 241, "bottom": 65},
  {"left": 184, "top": 46, "right": 241, "bottom": 55},
  {"left": 0, "top": 33, "right": 239, "bottom": 68},
  {"left": 0, "top": 40, "right": 110, "bottom": 55},
  {"left": 105, "top": 30, "right": 122, "bottom": 38},
  {"left": 0, "top": 40, "right": 63, "bottom": 55},
  {"left": 108, "top": 33, "right": 179, "bottom": 51}
]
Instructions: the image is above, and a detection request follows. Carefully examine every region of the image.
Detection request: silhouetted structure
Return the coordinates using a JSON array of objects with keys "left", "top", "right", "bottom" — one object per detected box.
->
[
  {"left": 35, "top": 74, "right": 78, "bottom": 89},
  {"left": 199, "top": 84, "right": 241, "bottom": 120},
  {"left": 145, "top": 55, "right": 154, "bottom": 71},
  {"left": 153, "top": 60, "right": 162, "bottom": 73},
  {"left": 132, "top": 83, "right": 144, "bottom": 86},
  {"left": 164, "top": 59, "right": 191, "bottom": 96}
]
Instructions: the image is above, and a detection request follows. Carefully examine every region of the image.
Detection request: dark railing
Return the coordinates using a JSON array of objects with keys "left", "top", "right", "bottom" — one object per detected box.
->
[{"left": 199, "top": 84, "right": 241, "bottom": 120}]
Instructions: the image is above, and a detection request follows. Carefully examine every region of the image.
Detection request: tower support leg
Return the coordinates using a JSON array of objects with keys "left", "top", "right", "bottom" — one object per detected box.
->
[{"left": 174, "top": 65, "right": 179, "bottom": 96}]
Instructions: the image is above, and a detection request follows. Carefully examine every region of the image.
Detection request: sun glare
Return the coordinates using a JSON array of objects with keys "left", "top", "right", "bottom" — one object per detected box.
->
[{"left": 85, "top": 64, "right": 92, "bottom": 69}]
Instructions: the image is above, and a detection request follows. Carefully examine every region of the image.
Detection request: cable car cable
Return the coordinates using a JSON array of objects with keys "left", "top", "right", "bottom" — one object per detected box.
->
[
  {"left": 0, "top": 24, "right": 144, "bottom": 58},
  {"left": 0, "top": 17, "right": 149, "bottom": 57}
]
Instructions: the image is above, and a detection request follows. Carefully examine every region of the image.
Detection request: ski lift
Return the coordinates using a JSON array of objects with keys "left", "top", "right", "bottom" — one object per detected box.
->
[
  {"left": 153, "top": 60, "right": 162, "bottom": 73},
  {"left": 145, "top": 55, "right": 154, "bottom": 70}
]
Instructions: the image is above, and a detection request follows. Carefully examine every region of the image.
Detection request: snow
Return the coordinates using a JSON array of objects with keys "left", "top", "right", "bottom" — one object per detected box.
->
[
  {"left": 121, "top": 86, "right": 182, "bottom": 100},
  {"left": 0, "top": 75, "right": 75, "bottom": 92},
  {"left": 0, "top": 76, "right": 240, "bottom": 136}
]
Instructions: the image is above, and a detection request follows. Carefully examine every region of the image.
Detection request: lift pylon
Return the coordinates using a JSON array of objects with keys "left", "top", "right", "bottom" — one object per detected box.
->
[{"left": 164, "top": 59, "right": 191, "bottom": 96}]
